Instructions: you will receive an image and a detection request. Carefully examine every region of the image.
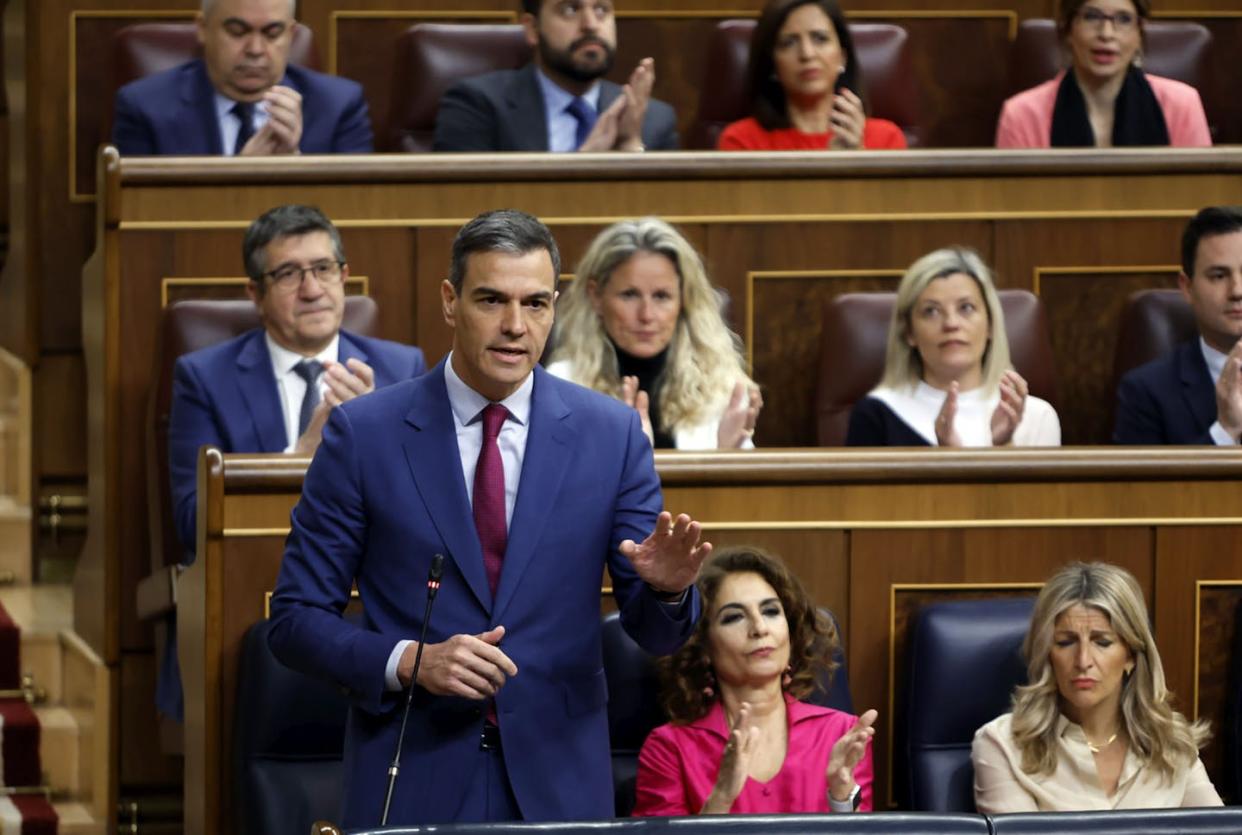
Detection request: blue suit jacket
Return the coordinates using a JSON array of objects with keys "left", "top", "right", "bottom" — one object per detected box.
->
[
  {"left": 112, "top": 59, "right": 373, "bottom": 155},
  {"left": 168, "top": 328, "right": 425, "bottom": 553},
  {"left": 433, "top": 63, "right": 679, "bottom": 152},
  {"left": 1114, "top": 339, "right": 1216, "bottom": 444},
  {"left": 267, "top": 361, "right": 699, "bottom": 827}
]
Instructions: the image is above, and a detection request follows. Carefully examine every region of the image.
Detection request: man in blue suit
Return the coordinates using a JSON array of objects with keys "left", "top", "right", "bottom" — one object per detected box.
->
[
  {"left": 162, "top": 204, "right": 424, "bottom": 718},
  {"left": 434, "top": 0, "right": 678, "bottom": 152},
  {"left": 268, "top": 210, "right": 708, "bottom": 827},
  {"left": 1115, "top": 206, "right": 1242, "bottom": 444},
  {"left": 113, "top": 0, "right": 372, "bottom": 156}
]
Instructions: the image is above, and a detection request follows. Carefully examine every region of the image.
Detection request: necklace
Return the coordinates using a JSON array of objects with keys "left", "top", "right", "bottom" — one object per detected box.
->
[{"left": 1085, "top": 731, "right": 1119, "bottom": 754}]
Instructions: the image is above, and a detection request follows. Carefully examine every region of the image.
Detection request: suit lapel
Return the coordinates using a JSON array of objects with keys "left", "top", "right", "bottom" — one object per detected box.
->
[
  {"left": 506, "top": 65, "right": 555, "bottom": 151},
  {"left": 1178, "top": 340, "right": 1216, "bottom": 431},
  {"left": 337, "top": 330, "right": 370, "bottom": 368},
  {"left": 234, "top": 332, "right": 289, "bottom": 452},
  {"left": 402, "top": 364, "right": 493, "bottom": 612},
  {"left": 492, "top": 368, "right": 575, "bottom": 622},
  {"left": 598, "top": 80, "right": 621, "bottom": 113},
  {"left": 185, "top": 60, "right": 224, "bottom": 155}
]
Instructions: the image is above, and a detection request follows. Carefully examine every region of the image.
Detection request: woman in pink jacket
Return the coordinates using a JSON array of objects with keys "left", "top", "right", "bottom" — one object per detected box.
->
[
  {"left": 632, "top": 546, "right": 876, "bottom": 816},
  {"left": 996, "top": 0, "right": 1210, "bottom": 148}
]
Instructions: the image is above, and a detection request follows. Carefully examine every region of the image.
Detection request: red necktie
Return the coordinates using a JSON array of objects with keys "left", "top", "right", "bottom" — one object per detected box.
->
[{"left": 473, "top": 403, "right": 509, "bottom": 595}]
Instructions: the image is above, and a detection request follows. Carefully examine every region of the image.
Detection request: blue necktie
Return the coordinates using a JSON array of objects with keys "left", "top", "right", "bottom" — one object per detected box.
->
[
  {"left": 565, "top": 97, "right": 597, "bottom": 150},
  {"left": 293, "top": 359, "right": 324, "bottom": 436},
  {"left": 232, "top": 101, "right": 256, "bottom": 155}
]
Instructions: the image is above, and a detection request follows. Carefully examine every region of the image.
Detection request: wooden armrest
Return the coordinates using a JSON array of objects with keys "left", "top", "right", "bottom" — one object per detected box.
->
[{"left": 136, "top": 564, "right": 183, "bottom": 620}]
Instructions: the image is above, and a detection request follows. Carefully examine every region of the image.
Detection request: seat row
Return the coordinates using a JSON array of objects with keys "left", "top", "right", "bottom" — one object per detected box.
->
[
  {"left": 815, "top": 287, "right": 1193, "bottom": 446},
  {"left": 105, "top": 18, "right": 1220, "bottom": 151},
  {"left": 233, "top": 601, "right": 1242, "bottom": 834}
]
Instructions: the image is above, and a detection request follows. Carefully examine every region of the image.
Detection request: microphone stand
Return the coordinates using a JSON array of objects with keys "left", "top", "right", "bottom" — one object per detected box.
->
[{"left": 380, "top": 554, "right": 445, "bottom": 826}]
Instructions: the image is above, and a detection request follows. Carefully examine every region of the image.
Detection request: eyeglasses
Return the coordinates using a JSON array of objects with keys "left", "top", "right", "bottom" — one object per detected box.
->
[
  {"left": 263, "top": 260, "right": 346, "bottom": 291},
  {"left": 1077, "top": 8, "right": 1138, "bottom": 31}
]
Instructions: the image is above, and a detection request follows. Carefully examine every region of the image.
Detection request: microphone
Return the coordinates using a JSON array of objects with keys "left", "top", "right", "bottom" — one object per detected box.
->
[{"left": 380, "top": 553, "right": 445, "bottom": 826}]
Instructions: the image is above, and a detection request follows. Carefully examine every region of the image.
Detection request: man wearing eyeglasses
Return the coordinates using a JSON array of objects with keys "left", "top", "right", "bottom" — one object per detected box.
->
[
  {"left": 113, "top": 0, "right": 373, "bottom": 156},
  {"left": 156, "top": 204, "right": 424, "bottom": 721},
  {"left": 433, "top": 0, "right": 678, "bottom": 152}
]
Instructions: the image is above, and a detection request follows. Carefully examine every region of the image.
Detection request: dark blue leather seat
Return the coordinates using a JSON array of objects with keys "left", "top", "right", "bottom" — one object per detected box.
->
[
  {"left": 235, "top": 618, "right": 350, "bottom": 834},
  {"left": 601, "top": 607, "right": 853, "bottom": 817},
  {"left": 904, "top": 596, "right": 1035, "bottom": 811},
  {"left": 988, "top": 807, "right": 1242, "bottom": 834}
]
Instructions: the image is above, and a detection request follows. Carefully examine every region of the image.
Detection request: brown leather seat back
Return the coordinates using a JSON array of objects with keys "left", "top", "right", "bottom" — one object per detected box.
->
[
  {"left": 816, "top": 290, "right": 1057, "bottom": 446},
  {"left": 146, "top": 297, "right": 377, "bottom": 570},
  {"left": 385, "top": 23, "right": 532, "bottom": 152},
  {"left": 1111, "top": 288, "right": 1196, "bottom": 386},
  {"left": 1006, "top": 20, "right": 1213, "bottom": 134},
  {"left": 688, "top": 20, "right": 919, "bottom": 149}
]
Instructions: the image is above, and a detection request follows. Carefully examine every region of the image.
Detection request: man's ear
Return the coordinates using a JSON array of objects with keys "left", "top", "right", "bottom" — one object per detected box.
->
[
  {"left": 441, "top": 278, "right": 458, "bottom": 326},
  {"left": 520, "top": 12, "right": 540, "bottom": 50},
  {"left": 1177, "top": 270, "right": 1193, "bottom": 303},
  {"left": 246, "top": 280, "right": 261, "bottom": 306},
  {"left": 195, "top": 11, "right": 208, "bottom": 46}
]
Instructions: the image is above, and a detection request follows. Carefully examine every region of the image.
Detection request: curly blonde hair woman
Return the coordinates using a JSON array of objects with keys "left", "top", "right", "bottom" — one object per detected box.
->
[
  {"left": 546, "top": 218, "right": 761, "bottom": 449},
  {"left": 972, "top": 562, "right": 1220, "bottom": 811}
]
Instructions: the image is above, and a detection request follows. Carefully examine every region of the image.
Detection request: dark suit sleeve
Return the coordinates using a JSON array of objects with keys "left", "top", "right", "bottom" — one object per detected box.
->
[
  {"left": 606, "top": 409, "right": 700, "bottom": 656},
  {"left": 112, "top": 88, "right": 158, "bottom": 156},
  {"left": 331, "top": 86, "right": 375, "bottom": 152},
  {"left": 844, "top": 397, "right": 889, "bottom": 446},
  {"left": 267, "top": 406, "right": 399, "bottom": 715},
  {"left": 433, "top": 81, "right": 501, "bottom": 151},
  {"left": 167, "top": 357, "right": 223, "bottom": 556},
  {"left": 1111, "top": 370, "right": 1209, "bottom": 444},
  {"left": 643, "top": 100, "right": 680, "bottom": 151}
]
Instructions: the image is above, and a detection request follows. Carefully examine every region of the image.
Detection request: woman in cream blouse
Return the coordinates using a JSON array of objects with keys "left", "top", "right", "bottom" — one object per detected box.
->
[{"left": 972, "top": 562, "right": 1221, "bottom": 811}]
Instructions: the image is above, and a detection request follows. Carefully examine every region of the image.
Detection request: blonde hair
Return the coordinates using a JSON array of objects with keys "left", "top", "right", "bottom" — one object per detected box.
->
[
  {"left": 1010, "top": 562, "right": 1209, "bottom": 780},
  {"left": 548, "top": 218, "right": 753, "bottom": 433},
  {"left": 879, "top": 247, "right": 1012, "bottom": 392}
]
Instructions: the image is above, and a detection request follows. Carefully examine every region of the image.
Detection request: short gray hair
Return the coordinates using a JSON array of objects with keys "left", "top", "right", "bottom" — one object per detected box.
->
[
  {"left": 201, "top": 0, "right": 297, "bottom": 16},
  {"left": 448, "top": 209, "right": 561, "bottom": 294},
  {"left": 242, "top": 204, "right": 344, "bottom": 288}
]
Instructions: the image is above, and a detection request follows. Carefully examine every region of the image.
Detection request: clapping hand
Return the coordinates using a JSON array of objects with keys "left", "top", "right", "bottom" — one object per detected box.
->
[
  {"left": 1216, "top": 341, "right": 1242, "bottom": 442},
  {"left": 934, "top": 382, "right": 962, "bottom": 447},
  {"left": 620, "top": 375, "right": 655, "bottom": 447},
  {"left": 619, "top": 511, "right": 711, "bottom": 595},
  {"left": 702, "top": 701, "right": 761, "bottom": 814},
  {"left": 825, "top": 708, "right": 877, "bottom": 806},
  {"left": 828, "top": 88, "right": 866, "bottom": 150},
  {"left": 239, "top": 85, "right": 303, "bottom": 155},
  {"left": 615, "top": 58, "right": 655, "bottom": 152},
  {"left": 990, "top": 370, "right": 1028, "bottom": 446},
  {"left": 717, "top": 382, "right": 763, "bottom": 448}
]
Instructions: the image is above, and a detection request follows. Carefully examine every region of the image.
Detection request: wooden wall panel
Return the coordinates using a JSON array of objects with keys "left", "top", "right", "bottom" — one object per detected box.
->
[{"left": 1152, "top": 529, "right": 1242, "bottom": 806}]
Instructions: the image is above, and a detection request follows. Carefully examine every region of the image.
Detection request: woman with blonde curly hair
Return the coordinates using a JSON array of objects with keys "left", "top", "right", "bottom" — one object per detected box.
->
[
  {"left": 632, "top": 546, "right": 876, "bottom": 815},
  {"left": 846, "top": 246, "right": 1061, "bottom": 446},
  {"left": 972, "top": 562, "right": 1222, "bottom": 811},
  {"left": 546, "top": 218, "right": 762, "bottom": 449}
]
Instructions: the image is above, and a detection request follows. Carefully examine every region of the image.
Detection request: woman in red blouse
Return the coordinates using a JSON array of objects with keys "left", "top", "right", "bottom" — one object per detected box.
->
[
  {"left": 632, "top": 546, "right": 876, "bottom": 816},
  {"left": 718, "top": 0, "right": 907, "bottom": 151}
]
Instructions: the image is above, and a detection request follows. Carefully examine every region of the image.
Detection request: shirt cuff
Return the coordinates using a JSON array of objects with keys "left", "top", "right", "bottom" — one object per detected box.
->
[
  {"left": 384, "top": 639, "right": 413, "bottom": 691},
  {"left": 646, "top": 583, "right": 688, "bottom": 606},
  {"left": 1209, "top": 421, "right": 1237, "bottom": 446}
]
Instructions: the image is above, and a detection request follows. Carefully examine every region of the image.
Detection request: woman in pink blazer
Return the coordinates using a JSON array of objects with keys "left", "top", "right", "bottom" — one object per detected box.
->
[{"left": 996, "top": 0, "right": 1210, "bottom": 148}]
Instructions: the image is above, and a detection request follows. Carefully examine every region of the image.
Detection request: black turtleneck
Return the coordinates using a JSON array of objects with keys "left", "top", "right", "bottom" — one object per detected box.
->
[{"left": 614, "top": 343, "right": 675, "bottom": 449}]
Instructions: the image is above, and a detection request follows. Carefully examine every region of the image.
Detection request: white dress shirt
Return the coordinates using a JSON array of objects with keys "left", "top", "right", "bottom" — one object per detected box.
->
[
  {"left": 214, "top": 93, "right": 272, "bottom": 156},
  {"left": 264, "top": 332, "right": 338, "bottom": 452},
  {"left": 384, "top": 355, "right": 533, "bottom": 690},
  {"left": 1200, "top": 338, "right": 1237, "bottom": 445},
  {"left": 535, "top": 69, "right": 601, "bottom": 152}
]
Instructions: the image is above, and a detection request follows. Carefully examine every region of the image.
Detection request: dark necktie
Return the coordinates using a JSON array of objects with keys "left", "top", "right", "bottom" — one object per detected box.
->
[
  {"left": 232, "top": 100, "right": 256, "bottom": 155},
  {"left": 565, "top": 97, "right": 597, "bottom": 150},
  {"left": 473, "top": 404, "right": 509, "bottom": 595},
  {"left": 293, "top": 359, "right": 323, "bottom": 437}
]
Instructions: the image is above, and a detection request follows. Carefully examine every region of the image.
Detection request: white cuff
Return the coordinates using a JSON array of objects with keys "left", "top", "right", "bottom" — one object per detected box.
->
[
  {"left": 827, "top": 783, "right": 860, "bottom": 813},
  {"left": 1209, "top": 421, "right": 1238, "bottom": 446},
  {"left": 384, "top": 639, "right": 414, "bottom": 691}
]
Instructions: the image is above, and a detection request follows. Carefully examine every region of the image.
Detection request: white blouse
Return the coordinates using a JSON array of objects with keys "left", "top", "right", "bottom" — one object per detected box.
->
[
  {"left": 973, "top": 713, "right": 1222, "bottom": 813},
  {"left": 870, "top": 381, "right": 1061, "bottom": 446}
]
